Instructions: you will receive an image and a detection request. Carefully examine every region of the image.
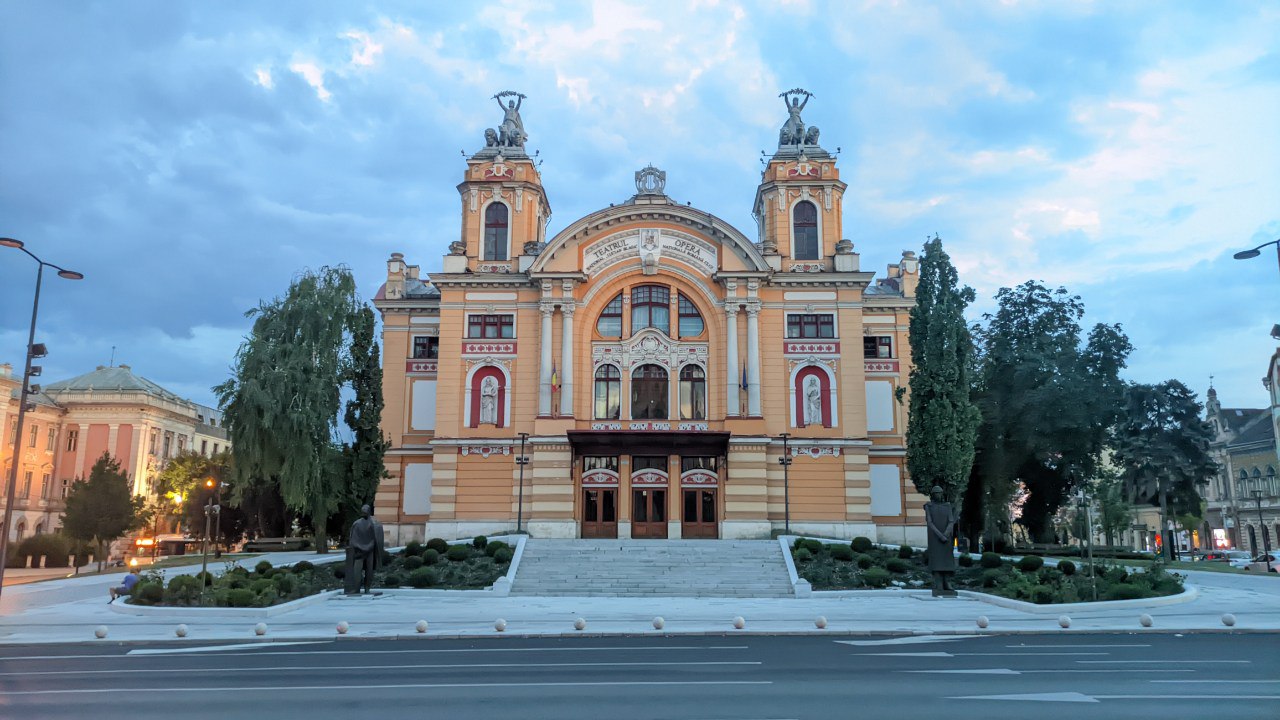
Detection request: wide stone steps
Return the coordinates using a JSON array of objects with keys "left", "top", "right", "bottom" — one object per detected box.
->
[{"left": 510, "top": 539, "right": 794, "bottom": 598}]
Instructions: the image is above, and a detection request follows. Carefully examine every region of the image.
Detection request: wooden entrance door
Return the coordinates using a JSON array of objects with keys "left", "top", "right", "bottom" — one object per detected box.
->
[
  {"left": 582, "top": 488, "right": 618, "bottom": 538},
  {"left": 631, "top": 488, "right": 668, "bottom": 539},
  {"left": 682, "top": 488, "right": 718, "bottom": 538}
]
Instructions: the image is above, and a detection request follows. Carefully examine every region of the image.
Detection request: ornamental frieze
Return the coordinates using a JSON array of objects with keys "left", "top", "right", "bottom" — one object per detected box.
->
[
  {"left": 462, "top": 341, "right": 517, "bottom": 357},
  {"left": 405, "top": 360, "right": 438, "bottom": 374},
  {"left": 582, "top": 468, "right": 619, "bottom": 487},
  {"left": 789, "top": 445, "right": 841, "bottom": 459},
  {"left": 631, "top": 469, "right": 669, "bottom": 486},
  {"left": 459, "top": 445, "right": 511, "bottom": 458},
  {"left": 475, "top": 263, "right": 512, "bottom": 274},
  {"left": 592, "top": 332, "right": 708, "bottom": 371},
  {"left": 787, "top": 356, "right": 838, "bottom": 373},
  {"left": 864, "top": 360, "right": 900, "bottom": 374},
  {"left": 783, "top": 341, "right": 840, "bottom": 356},
  {"left": 679, "top": 469, "right": 718, "bottom": 487},
  {"left": 581, "top": 227, "right": 718, "bottom": 277}
]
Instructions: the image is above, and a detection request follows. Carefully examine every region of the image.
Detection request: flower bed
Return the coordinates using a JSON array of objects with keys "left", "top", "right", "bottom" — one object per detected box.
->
[
  {"left": 378, "top": 536, "right": 512, "bottom": 589},
  {"left": 791, "top": 537, "right": 1184, "bottom": 603}
]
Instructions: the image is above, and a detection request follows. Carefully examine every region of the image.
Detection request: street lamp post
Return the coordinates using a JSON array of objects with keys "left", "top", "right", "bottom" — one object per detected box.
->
[
  {"left": 0, "top": 238, "right": 82, "bottom": 601},
  {"left": 1252, "top": 489, "right": 1272, "bottom": 573},
  {"left": 515, "top": 432, "right": 530, "bottom": 534},
  {"left": 777, "top": 433, "right": 792, "bottom": 535},
  {"left": 1233, "top": 238, "right": 1280, "bottom": 280}
]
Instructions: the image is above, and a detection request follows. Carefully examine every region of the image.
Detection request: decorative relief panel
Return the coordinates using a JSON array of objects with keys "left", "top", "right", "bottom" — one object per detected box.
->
[
  {"left": 475, "top": 263, "right": 512, "bottom": 274},
  {"left": 592, "top": 331, "right": 707, "bottom": 371},
  {"left": 788, "top": 262, "right": 825, "bottom": 273},
  {"left": 783, "top": 341, "right": 840, "bottom": 356},
  {"left": 582, "top": 468, "right": 619, "bottom": 487},
  {"left": 462, "top": 342, "right": 517, "bottom": 357},
  {"left": 680, "top": 469, "right": 718, "bottom": 487},
  {"left": 581, "top": 228, "right": 718, "bottom": 277},
  {"left": 864, "top": 360, "right": 900, "bottom": 374},
  {"left": 405, "top": 360, "right": 438, "bottom": 374},
  {"left": 789, "top": 445, "right": 841, "bottom": 459},
  {"left": 787, "top": 356, "right": 838, "bottom": 373},
  {"left": 631, "top": 469, "right": 669, "bottom": 487},
  {"left": 459, "top": 445, "right": 511, "bottom": 458}
]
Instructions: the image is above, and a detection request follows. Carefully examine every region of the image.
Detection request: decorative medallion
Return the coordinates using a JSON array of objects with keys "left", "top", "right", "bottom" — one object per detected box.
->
[
  {"left": 631, "top": 469, "right": 669, "bottom": 486},
  {"left": 635, "top": 164, "right": 666, "bottom": 195},
  {"left": 475, "top": 263, "right": 512, "bottom": 274}
]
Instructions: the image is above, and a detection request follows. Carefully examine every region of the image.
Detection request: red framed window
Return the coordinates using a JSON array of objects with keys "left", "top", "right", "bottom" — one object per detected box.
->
[
  {"left": 786, "top": 313, "right": 835, "bottom": 339},
  {"left": 467, "top": 314, "right": 514, "bottom": 339},
  {"left": 863, "top": 336, "right": 892, "bottom": 358}
]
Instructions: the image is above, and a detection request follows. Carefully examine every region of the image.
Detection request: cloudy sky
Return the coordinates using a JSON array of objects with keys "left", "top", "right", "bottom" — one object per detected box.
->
[{"left": 1, "top": 1, "right": 1277, "bottom": 410}]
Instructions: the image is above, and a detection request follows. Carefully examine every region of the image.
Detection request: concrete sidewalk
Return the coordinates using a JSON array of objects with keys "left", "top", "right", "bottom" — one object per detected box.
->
[{"left": 1, "top": 561, "right": 1277, "bottom": 645}]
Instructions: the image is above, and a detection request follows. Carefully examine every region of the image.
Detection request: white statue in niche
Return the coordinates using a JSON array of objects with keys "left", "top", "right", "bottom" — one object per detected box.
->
[
  {"left": 804, "top": 375, "right": 823, "bottom": 426},
  {"left": 479, "top": 375, "right": 499, "bottom": 425}
]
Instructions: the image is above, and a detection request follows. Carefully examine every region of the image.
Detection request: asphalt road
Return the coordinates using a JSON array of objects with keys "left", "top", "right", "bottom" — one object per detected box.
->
[{"left": 0, "top": 633, "right": 1274, "bottom": 719}]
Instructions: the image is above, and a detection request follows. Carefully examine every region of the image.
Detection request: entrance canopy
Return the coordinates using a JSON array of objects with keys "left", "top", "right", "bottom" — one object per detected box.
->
[{"left": 567, "top": 430, "right": 731, "bottom": 457}]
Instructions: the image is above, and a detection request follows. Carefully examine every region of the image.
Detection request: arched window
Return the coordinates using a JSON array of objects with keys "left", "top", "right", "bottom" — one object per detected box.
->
[
  {"left": 794, "top": 366, "right": 832, "bottom": 428},
  {"left": 631, "top": 285, "right": 670, "bottom": 335},
  {"left": 631, "top": 364, "right": 668, "bottom": 420},
  {"left": 679, "top": 365, "right": 706, "bottom": 420},
  {"left": 792, "top": 200, "right": 819, "bottom": 260},
  {"left": 468, "top": 366, "right": 506, "bottom": 428},
  {"left": 14, "top": 520, "right": 25, "bottom": 541},
  {"left": 34, "top": 522, "right": 44, "bottom": 536},
  {"left": 593, "top": 365, "right": 621, "bottom": 420},
  {"left": 596, "top": 294, "right": 623, "bottom": 338},
  {"left": 677, "top": 294, "right": 703, "bottom": 338},
  {"left": 483, "top": 203, "right": 509, "bottom": 261}
]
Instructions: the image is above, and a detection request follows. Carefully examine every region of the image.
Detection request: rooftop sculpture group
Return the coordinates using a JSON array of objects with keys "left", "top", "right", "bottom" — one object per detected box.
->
[
  {"left": 778, "top": 88, "right": 820, "bottom": 148},
  {"left": 484, "top": 90, "right": 527, "bottom": 150}
]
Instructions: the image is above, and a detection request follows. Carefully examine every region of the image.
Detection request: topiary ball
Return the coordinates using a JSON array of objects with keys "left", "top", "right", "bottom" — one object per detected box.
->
[
  {"left": 980, "top": 552, "right": 1003, "bottom": 569},
  {"left": 861, "top": 567, "right": 891, "bottom": 588},
  {"left": 493, "top": 548, "right": 514, "bottom": 564},
  {"left": 382, "top": 573, "right": 404, "bottom": 588},
  {"left": 897, "top": 545, "right": 913, "bottom": 560},
  {"left": 404, "top": 555, "right": 425, "bottom": 571},
  {"left": 1017, "top": 555, "right": 1045, "bottom": 572},
  {"left": 422, "top": 549, "right": 440, "bottom": 566},
  {"left": 958, "top": 553, "right": 973, "bottom": 568},
  {"left": 855, "top": 554, "right": 874, "bottom": 569},
  {"left": 254, "top": 560, "right": 273, "bottom": 575},
  {"left": 472, "top": 535, "right": 488, "bottom": 550},
  {"left": 291, "top": 561, "right": 314, "bottom": 573},
  {"left": 404, "top": 540, "right": 423, "bottom": 557},
  {"left": 485, "top": 540, "right": 509, "bottom": 557},
  {"left": 830, "top": 545, "right": 854, "bottom": 562},
  {"left": 851, "top": 536, "right": 874, "bottom": 553},
  {"left": 446, "top": 545, "right": 472, "bottom": 562},
  {"left": 1057, "top": 560, "right": 1076, "bottom": 576},
  {"left": 885, "top": 558, "right": 910, "bottom": 574},
  {"left": 794, "top": 548, "right": 813, "bottom": 563},
  {"left": 425, "top": 538, "right": 449, "bottom": 554},
  {"left": 408, "top": 568, "right": 439, "bottom": 588}
]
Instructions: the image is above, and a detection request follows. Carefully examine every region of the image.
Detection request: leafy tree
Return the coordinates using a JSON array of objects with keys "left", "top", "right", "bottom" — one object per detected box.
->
[
  {"left": 215, "top": 267, "right": 359, "bottom": 553},
  {"left": 1092, "top": 468, "right": 1134, "bottom": 548},
  {"left": 905, "top": 236, "right": 981, "bottom": 504},
  {"left": 154, "top": 450, "right": 249, "bottom": 548},
  {"left": 335, "top": 306, "right": 389, "bottom": 540},
  {"left": 964, "top": 281, "right": 1131, "bottom": 546},
  {"left": 1112, "top": 380, "right": 1216, "bottom": 560},
  {"left": 60, "top": 453, "right": 149, "bottom": 571}
]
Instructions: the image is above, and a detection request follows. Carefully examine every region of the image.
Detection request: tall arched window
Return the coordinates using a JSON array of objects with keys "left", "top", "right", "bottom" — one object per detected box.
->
[
  {"left": 631, "top": 364, "right": 668, "bottom": 420},
  {"left": 483, "top": 203, "right": 509, "bottom": 261},
  {"left": 677, "top": 294, "right": 703, "bottom": 338},
  {"left": 792, "top": 200, "right": 819, "bottom": 260},
  {"left": 594, "top": 365, "right": 621, "bottom": 420},
  {"left": 596, "top": 294, "right": 623, "bottom": 338},
  {"left": 679, "top": 365, "right": 706, "bottom": 420},
  {"left": 631, "top": 285, "right": 670, "bottom": 334}
]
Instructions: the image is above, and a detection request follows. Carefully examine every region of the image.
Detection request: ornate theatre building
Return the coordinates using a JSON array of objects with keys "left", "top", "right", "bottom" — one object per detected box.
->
[{"left": 374, "top": 90, "right": 926, "bottom": 544}]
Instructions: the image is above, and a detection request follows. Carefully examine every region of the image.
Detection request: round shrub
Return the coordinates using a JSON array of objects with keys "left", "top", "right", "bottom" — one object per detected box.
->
[
  {"left": 958, "top": 553, "right": 974, "bottom": 568},
  {"left": 227, "top": 565, "right": 250, "bottom": 576},
  {"left": 1105, "top": 567, "right": 1129, "bottom": 584},
  {"left": 194, "top": 570, "right": 214, "bottom": 587},
  {"left": 1058, "top": 560, "right": 1076, "bottom": 576},
  {"left": 794, "top": 548, "right": 813, "bottom": 563},
  {"left": 1017, "top": 555, "right": 1044, "bottom": 572},
  {"left": 403, "top": 555, "right": 425, "bottom": 571},
  {"left": 1031, "top": 586, "right": 1058, "bottom": 604},
  {"left": 1106, "top": 583, "right": 1144, "bottom": 601},
  {"left": 472, "top": 535, "right": 488, "bottom": 550},
  {"left": 446, "top": 545, "right": 472, "bottom": 562},
  {"left": 422, "top": 549, "right": 440, "bottom": 566},
  {"left": 271, "top": 573, "right": 297, "bottom": 595},
  {"left": 980, "top": 569, "right": 1004, "bottom": 588},
  {"left": 225, "top": 588, "right": 256, "bottom": 607},
  {"left": 131, "top": 581, "right": 164, "bottom": 605},
  {"left": 850, "top": 536, "right": 874, "bottom": 553},
  {"left": 861, "top": 567, "right": 891, "bottom": 588},
  {"left": 254, "top": 560, "right": 273, "bottom": 575},
  {"left": 829, "top": 545, "right": 854, "bottom": 562},
  {"left": 249, "top": 578, "right": 274, "bottom": 595},
  {"left": 806, "top": 539, "right": 826, "bottom": 554},
  {"left": 408, "top": 568, "right": 438, "bottom": 588},
  {"left": 226, "top": 576, "right": 250, "bottom": 590},
  {"left": 165, "top": 575, "right": 202, "bottom": 604},
  {"left": 404, "top": 540, "right": 423, "bottom": 557},
  {"left": 493, "top": 548, "right": 514, "bottom": 564},
  {"left": 897, "top": 545, "right": 913, "bottom": 560},
  {"left": 426, "top": 538, "right": 449, "bottom": 554},
  {"left": 17, "top": 533, "right": 71, "bottom": 567},
  {"left": 855, "top": 554, "right": 874, "bottom": 569},
  {"left": 291, "top": 560, "right": 314, "bottom": 573},
  {"left": 382, "top": 573, "right": 404, "bottom": 588},
  {"left": 332, "top": 566, "right": 345, "bottom": 580},
  {"left": 485, "top": 540, "right": 510, "bottom": 557},
  {"left": 885, "top": 558, "right": 910, "bottom": 574},
  {"left": 979, "top": 552, "right": 1003, "bottom": 569}
]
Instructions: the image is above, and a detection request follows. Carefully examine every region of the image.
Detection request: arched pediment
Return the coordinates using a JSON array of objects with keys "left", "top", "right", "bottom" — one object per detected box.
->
[{"left": 529, "top": 201, "right": 770, "bottom": 276}]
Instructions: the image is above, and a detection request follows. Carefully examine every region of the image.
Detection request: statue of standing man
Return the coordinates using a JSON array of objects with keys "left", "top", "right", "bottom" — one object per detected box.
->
[
  {"left": 345, "top": 504, "right": 385, "bottom": 595},
  {"left": 924, "top": 485, "right": 958, "bottom": 597}
]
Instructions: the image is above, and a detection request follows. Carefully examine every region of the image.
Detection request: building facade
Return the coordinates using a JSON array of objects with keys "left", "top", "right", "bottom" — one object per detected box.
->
[
  {"left": 1, "top": 363, "right": 229, "bottom": 542},
  {"left": 375, "top": 91, "right": 925, "bottom": 544},
  {"left": 1204, "top": 386, "right": 1279, "bottom": 554}
]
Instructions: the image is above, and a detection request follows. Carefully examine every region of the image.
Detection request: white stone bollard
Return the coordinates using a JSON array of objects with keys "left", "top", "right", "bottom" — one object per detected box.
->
[
  {"left": 336, "top": 621, "right": 350, "bottom": 635},
  {"left": 39, "top": 555, "right": 47, "bottom": 569},
  {"left": 814, "top": 616, "right": 827, "bottom": 629},
  {"left": 94, "top": 626, "right": 108, "bottom": 639},
  {"left": 573, "top": 618, "right": 586, "bottom": 631},
  {"left": 175, "top": 624, "right": 188, "bottom": 638},
  {"left": 1057, "top": 615, "right": 1071, "bottom": 629},
  {"left": 1222, "top": 613, "right": 1237, "bottom": 627},
  {"left": 494, "top": 619, "right": 507, "bottom": 632},
  {"left": 976, "top": 616, "right": 990, "bottom": 629},
  {"left": 652, "top": 616, "right": 665, "bottom": 630},
  {"left": 415, "top": 620, "right": 429, "bottom": 633},
  {"left": 254, "top": 623, "right": 268, "bottom": 636},
  {"left": 732, "top": 616, "right": 745, "bottom": 630},
  {"left": 1139, "top": 614, "right": 1153, "bottom": 628}
]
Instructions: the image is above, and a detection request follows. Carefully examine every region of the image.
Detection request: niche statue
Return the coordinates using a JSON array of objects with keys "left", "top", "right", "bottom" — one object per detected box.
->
[
  {"left": 924, "top": 485, "right": 958, "bottom": 597},
  {"left": 345, "top": 504, "right": 385, "bottom": 595}
]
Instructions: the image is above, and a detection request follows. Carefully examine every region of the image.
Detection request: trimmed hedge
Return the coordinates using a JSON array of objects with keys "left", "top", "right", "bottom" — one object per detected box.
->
[
  {"left": 422, "top": 549, "right": 440, "bottom": 566},
  {"left": 958, "top": 553, "right": 973, "bottom": 568},
  {"left": 403, "top": 540, "right": 423, "bottom": 557},
  {"left": 226, "top": 588, "right": 256, "bottom": 607},
  {"left": 485, "top": 540, "right": 510, "bottom": 557},
  {"left": 862, "top": 567, "right": 891, "bottom": 588},
  {"left": 493, "top": 548, "right": 514, "bottom": 564},
  {"left": 254, "top": 560, "right": 273, "bottom": 575},
  {"left": 16, "top": 534, "right": 72, "bottom": 567},
  {"left": 409, "top": 568, "right": 438, "bottom": 588},
  {"left": 404, "top": 555, "right": 425, "bottom": 571},
  {"left": 794, "top": 548, "right": 813, "bottom": 563},
  {"left": 885, "top": 558, "right": 910, "bottom": 574},
  {"left": 291, "top": 561, "right": 314, "bottom": 573},
  {"left": 897, "top": 545, "right": 913, "bottom": 560},
  {"left": 850, "top": 536, "right": 874, "bottom": 553},
  {"left": 472, "top": 535, "right": 488, "bottom": 550},
  {"left": 1017, "top": 555, "right": 1044, "bottom": 572},
  {"left": 855, "top": 554, "right": 874, "bottom": 569},
  {"left": 425, "top": 538, "right": 449, "bottom": 554},
  {"left": 445, "top": 545, "right": 472, "bottom": 562},
  {"left": 829, "top": 545, "right": 854, "bottom": 562},
  {"left": 979, "top": 552, "right": 1003, "bottom": 569},
  {"left": 1058, "top": 560, "right": 1076, "bottom": 576}
]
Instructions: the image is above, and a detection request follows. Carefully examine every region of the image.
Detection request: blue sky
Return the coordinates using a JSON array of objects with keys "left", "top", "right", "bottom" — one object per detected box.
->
[{"left": 1, "top": 1, "right": 1277, "bottom": 410}]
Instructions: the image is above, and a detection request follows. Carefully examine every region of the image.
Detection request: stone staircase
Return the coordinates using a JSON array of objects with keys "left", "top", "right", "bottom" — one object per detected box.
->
[{"left": 510, "top": 539, "right": 794, "bottom": 598}]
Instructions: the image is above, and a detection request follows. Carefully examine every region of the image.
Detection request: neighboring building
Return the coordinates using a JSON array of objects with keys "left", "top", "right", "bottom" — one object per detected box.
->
[
  {"left": 1205, "top": 386, "right": 1279, "bottom": 554},
  {"left": 374, "top": 91, "right": 924, "bottom": 545},
  {"left": 0, "top": 363, "right": 230, "bottom": 542}
]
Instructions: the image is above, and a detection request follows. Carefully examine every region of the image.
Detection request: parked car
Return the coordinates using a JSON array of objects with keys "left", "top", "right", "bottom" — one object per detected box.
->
[
  {"left": 1245, "top": 553, "right": 1278, "bottom": 573},
  {"left": 1224, "top": 550, "right": 1257, "bottom": 568},
  {"left": 1202, "top": 550, "right": 1235, "bottom": 562}
]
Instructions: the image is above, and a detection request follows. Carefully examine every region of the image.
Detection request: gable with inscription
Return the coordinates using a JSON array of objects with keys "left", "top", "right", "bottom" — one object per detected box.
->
[{"left": 582, "top": 228, "right": 718, "bottom": 277}]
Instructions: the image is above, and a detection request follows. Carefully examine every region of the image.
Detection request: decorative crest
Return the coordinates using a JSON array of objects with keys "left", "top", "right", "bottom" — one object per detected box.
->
[{"left": 635, "top": 164, "right": 666, "bottom": 195}]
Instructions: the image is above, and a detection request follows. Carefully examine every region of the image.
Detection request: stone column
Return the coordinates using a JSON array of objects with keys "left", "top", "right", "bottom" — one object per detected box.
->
[
  {"left": 746, "top": 304, "right": 762, "bottom": 416},
  {"left": 725, "top": 306, "right": 740, "bottom": 417},
  {"left": 539, "top": 304, "right": 554, "bottom": 416},
  {"left": 560, "top": 304, "right": 575, "bottom": 417}
]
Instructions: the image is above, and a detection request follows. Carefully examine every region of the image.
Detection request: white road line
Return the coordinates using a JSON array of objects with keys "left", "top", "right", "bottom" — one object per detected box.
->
[
  {"left": 3, "top": 645, "right": 749, "bottom": 662},
  {"left": 1004, "top": 644, "right": 1150, "bottom": 648},
  {"left": 127, "top": 641, "right": 326, "bottom": 655},
  {"left": 1096, "top": 695, "right": 1280, "bottom": 700},
  {"left": 956, "top": 691, "right": 1280, "bottom": 703},
  {"left": 861, "top": 652, "right": 1108, "bottom": 657},
  {"left": 0, "top": 680, "right": 773, "bottom": 697},
  {"left": 1150, "top": 679, "right": 1280, "bottom": 684},
  {"left": 1077, "top": 660, "right": 1252, "bottom": 664},
  {"left": 904, "top": 668, "right": 1193, "bottom": 675},
  {"left": 836, "top": 636, "right": 979, "bottom": 646},
  {"left": 0, "top": 660, "right": 763, "bottom": 677}
]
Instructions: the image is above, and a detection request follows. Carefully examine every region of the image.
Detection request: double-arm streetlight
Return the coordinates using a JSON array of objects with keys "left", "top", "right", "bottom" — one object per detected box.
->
[{"left": 0, "top": 238, "right": 83, "bottom": 599}]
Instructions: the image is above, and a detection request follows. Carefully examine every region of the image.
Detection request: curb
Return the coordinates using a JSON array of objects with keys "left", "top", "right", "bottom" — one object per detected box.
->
[
  {"left": 955, "top": 584, "right": 1200, "bottom": 614},
  {"left": 107, "top": 590, "right": 343, "bottom": 618}
]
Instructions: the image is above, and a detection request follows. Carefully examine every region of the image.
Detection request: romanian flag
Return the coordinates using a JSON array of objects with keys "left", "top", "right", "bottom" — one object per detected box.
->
[{"left": 551, "top": 362, "right": 560, "bottom": 393}]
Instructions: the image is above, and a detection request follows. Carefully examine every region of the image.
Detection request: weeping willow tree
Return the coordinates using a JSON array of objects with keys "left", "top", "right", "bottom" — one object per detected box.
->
[{"left": 215, "top": 267, "right": 361, "bottom": 552}]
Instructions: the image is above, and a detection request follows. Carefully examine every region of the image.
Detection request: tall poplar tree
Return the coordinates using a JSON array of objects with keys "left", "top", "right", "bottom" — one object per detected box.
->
[
  {"left": 215, "top": 267, "right": 359, "bottom": 553},
  {"left": 905, "top": 236, "right": 981, "bottom": 504},
  {"left": 336, "top": 306, "right": 389, "bottom": 539}
]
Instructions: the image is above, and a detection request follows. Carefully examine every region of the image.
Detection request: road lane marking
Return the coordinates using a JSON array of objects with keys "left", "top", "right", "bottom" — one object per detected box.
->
[
  {"left": 1077, "top": 660, "right": 1251, "bottom": 664},
  {"left": 836, "top": 636, "right": 979, "bottom": 646},
  {"left": 0, "top": 680, "right": 773, "bottom": 697},
  {"left": 0, "top": 660, "right": 763, "bottom": 677},
  {"left": 127, "top": 642, "right": 326, "bottom": 655},
  {"left": 3, "top": 645, "right": 749, "bottom": 662},
  {"left": 1004, "top": 644, "right": 1150, "bottom": 648},
  {"left": 1149, "top": 679, "right": 1280, "bottom": 684},
  {"left": 861, "top": 652, "right": 1108, "bottom": 657},
  {"left": 953, "top": 692, "right": 1098, "bottom": 703},
  {"left": 904, "top": 669, "right": 1192, "bottom": 675}
]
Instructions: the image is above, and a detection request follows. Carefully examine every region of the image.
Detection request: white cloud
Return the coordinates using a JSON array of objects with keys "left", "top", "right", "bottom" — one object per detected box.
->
[
  {"left": 289, "top": 59, "right": 331, "bottom": 101},
  {"left": 342, "top": 30, "right": 384, "bottom": 68},
  {"left": 254, "top": 67, "right": 274, "bottom": 89}
]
